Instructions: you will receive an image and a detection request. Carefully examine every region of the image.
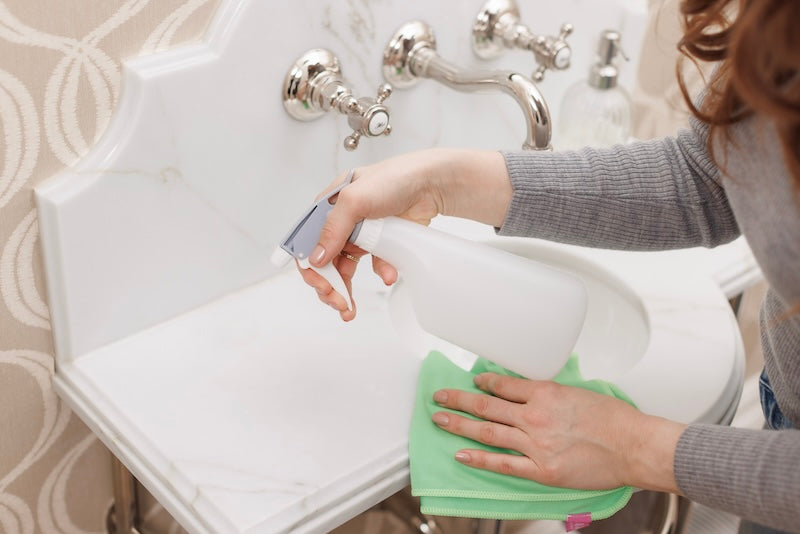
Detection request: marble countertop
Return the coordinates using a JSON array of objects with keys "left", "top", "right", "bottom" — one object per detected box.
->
[{"left": 55, "top": 272, "right": 421, "bottom": 533}]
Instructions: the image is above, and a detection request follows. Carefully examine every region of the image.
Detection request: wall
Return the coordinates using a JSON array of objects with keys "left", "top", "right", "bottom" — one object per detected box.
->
[
  {"left": 0, "top": 2, "right": 219, "bottom": 532},
  {"left": 634, "top": 0, "right": 707, "bottom": 138},
  {"left": 0, "top": 1, "right": 693, "bottom": 533}
]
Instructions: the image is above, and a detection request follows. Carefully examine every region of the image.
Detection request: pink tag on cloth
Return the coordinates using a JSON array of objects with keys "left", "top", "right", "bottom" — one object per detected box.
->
[{"left": 566, "top": 512, "right": 593, "bottom": 532}]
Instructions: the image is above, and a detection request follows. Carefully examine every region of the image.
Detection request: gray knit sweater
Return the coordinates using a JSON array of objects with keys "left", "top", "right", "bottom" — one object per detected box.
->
[{"left": 500, "top": 114, "right": 800, "bottom": 530}]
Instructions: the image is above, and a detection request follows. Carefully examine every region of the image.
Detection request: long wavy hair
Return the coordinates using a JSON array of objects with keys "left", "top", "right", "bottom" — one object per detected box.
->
[
  {"left": 677, "top": 0, "right": 799, "bottom": 318},
  {"left": 676, "top": 0, "right": 800, "bottom": 185}
]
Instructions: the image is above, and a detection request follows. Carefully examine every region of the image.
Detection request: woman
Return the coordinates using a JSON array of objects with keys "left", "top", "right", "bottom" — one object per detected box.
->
[{"left": 300, "top": 0, "right": 799, "bottom": 531}]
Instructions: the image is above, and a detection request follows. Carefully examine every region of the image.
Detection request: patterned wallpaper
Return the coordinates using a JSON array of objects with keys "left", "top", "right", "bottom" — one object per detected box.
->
[
  {"left": 0, "top": 2, "right": 219, "bottom": 532},
  {"left": 0, "top": 1, "right": 693, "bottom": 533}
]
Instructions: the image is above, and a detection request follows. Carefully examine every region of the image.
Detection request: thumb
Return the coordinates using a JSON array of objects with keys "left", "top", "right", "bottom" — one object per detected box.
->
[{"left": 311, "top": 194, "right": 362, "bottom": 267}]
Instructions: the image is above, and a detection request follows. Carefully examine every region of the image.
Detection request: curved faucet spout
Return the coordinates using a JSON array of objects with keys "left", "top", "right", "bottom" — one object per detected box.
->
[
  {"left": 383, "top": 21, "right": 552, "bottom": 150},
  {"left": 413, "top": 47, "right": 551, "bottom": 150}
]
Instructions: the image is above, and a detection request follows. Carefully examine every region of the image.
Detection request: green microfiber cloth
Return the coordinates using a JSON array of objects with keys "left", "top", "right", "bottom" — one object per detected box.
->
[{"left": 409, "top": 351, "right": 636, "bottom": 524}]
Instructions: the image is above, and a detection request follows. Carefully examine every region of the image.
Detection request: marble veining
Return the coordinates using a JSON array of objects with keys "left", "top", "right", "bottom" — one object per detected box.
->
[{"left": 321, "top": 0, "right": 378, "bottom": 80}]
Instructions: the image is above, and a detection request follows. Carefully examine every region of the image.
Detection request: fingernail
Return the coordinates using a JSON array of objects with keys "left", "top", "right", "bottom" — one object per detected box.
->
[
  {"left": 311, "top": 244, "right": 325, "bottom": 265},
  {"left": 473, "top": 374, "right": 485, "bottom": 386},
  {"left": 432, "top": 412, "right": 449, "bottom": 426},
  {"left": 433, "top": 390, "right": 448, "bottom": 403},
  {"left": 455, "top": 452, "right": 471, "bottom": 463}
]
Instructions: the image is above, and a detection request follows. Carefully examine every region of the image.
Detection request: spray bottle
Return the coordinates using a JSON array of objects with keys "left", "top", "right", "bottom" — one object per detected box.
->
[{"left": 272, "top": 171, "right": 587, "bottom": 379}]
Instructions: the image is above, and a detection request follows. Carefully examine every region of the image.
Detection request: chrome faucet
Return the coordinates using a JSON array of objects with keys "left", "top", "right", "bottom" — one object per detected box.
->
[
  {"left": 383, "top": 21, "right": 551, "bottom": 150},
  {"left": 283, "top": 48, "right": 393, "bottom": 151},
  {"left": 472, "top": 0, "right": 573, "bottom": 82}
]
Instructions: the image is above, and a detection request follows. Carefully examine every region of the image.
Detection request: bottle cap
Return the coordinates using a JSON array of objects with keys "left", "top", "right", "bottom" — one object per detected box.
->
[{"left": 352, "top": 218, "right": 384, "bottom": 252}]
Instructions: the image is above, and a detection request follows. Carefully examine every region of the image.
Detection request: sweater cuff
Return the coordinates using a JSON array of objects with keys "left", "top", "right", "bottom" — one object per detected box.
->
[{"left": 675, "top": 423, "right": 800, "bottom": 531}]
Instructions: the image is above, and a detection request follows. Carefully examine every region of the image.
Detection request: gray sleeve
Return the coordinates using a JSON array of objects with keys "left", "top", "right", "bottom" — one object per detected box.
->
[
  {"left": 498, "top": 118, "right": 741, "bottom": 250},
  {"left": 675, "top": 424, "right": 800, "bottom": 531},
  {"left": 676, "top": 289, "right": 800, "bottom": 530},
  {"left": 674, "top": 293, "right": 800, "bottom": 531}
]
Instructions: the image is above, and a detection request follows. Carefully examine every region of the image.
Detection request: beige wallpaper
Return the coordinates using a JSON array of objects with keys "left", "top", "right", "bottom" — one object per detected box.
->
[
  {"left": 0, "top": 2, "right": 219, "bottom": 532},
  {"left": 0, "top": 1, "right": 691, "bottom": 533}
]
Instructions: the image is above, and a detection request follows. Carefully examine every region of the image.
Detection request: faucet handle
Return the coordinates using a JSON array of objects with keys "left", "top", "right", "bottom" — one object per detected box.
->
[
  {"left": 529, "top": 23, "right": 574, "bottom": 81},
  {"left": 473, "top": 0, "right": 573, "bottom": 81},
  {"left": 342, "top": 84, "right": 393, "bottom": 151},
  {"left": 376, "top": 83, "right": 393, "bottom": 104},
  {"left": 283, "top": 49, "right": 393, "bottom": 151}
]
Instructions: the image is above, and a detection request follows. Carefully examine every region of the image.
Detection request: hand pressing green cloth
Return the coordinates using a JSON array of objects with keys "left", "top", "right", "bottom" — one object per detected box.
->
[{"left": 409, "top": 351, "right": 636, "bottom": 525}]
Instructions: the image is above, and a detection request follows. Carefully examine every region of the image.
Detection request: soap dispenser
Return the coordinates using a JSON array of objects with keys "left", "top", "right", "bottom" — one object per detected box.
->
[{"left": 557, "top": 30, "right": 631, "bottom": 149}]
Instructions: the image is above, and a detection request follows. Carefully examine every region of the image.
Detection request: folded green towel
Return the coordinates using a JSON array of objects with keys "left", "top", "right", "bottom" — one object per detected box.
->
[{"left": 409, "top": 351, "right": 635, "bottom": 525}]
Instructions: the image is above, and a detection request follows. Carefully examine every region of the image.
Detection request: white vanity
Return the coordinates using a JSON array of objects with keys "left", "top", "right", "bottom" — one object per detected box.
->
[{"left": 35, "top": 1, "right": 754, "bottom": 532}]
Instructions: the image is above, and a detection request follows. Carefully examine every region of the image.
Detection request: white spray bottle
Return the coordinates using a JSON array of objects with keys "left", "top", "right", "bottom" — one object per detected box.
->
[{"left": 272, "top": 171, "right": 588, "bottom": 379}]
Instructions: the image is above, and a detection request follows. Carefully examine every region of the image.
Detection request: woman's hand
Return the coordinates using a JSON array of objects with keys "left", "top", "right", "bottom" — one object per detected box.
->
[
  {"left": 432, "top": 372, "right": 687, "bottom": 493},
  {"left": 300, "top": 148, "right": 511, "bottom": 321}
]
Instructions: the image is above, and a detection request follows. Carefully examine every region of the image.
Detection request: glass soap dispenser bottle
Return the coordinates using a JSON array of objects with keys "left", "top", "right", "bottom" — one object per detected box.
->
[{"left": 558, "top": 29, "right": 631, "bottom": 149}]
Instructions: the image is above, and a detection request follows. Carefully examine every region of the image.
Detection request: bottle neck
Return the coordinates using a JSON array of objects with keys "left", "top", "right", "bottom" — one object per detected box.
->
[
  {"left": 352, "top": 218, "right": 384, "bottom": 253},
  {"left": 351, "top": 217, "right": 430, "bottom": 274}
]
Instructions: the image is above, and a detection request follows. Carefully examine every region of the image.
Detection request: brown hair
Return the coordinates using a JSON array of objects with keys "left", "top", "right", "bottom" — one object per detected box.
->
[
  {"left": 676, "top": 0, "right": 800, "bottom": 184},
  {"left": 677, "top": 0, "right": 800, "bottom": 319}
]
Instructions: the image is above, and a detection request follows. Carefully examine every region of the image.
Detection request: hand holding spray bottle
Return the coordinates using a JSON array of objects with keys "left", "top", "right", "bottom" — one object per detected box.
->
[{"left": 272, "top": 171, "right": 588, "bottom": 380}]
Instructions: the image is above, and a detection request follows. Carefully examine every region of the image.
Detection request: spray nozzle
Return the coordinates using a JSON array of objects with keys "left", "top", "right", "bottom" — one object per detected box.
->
[{"left": 272, "top": 170, "right": 362, "bottom": 311}]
